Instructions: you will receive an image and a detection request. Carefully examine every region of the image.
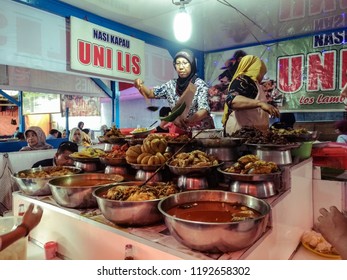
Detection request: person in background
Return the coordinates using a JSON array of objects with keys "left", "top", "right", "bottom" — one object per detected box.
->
[
  {"left": 134, "top": 49, "right": 214, "bottom": 132},
  {"left": 100, "top": 125, "right": 108, "bottom": 136},
  {"left": 82, "top": 128, "right": 93, "bottom": 146},
  {"left": 0, "top": 203, "right": 43, "bottom": 252},
  {"left": 19, "top": 126, "right": 53, "bottom": 151},
  {"left": 62, "top": 129, "right": 67, "bottom": 138},
  {"left": 16, "top": 132, "right": 25, "bottom": 141},
  {"left": 56, "top": 131, "right": 62, "bottom": 138},
  {"left": 32, "top": 141, "right": 78, "bottom": 168},
  {"left": 77, "top": 121, "right": 84, "bottom": 131},
  {"left": 156, "top": 107, "right": 171, "bottom": 133},
  {"left": 69, "top": 127, "right": 83, "bottom": 146},
  {"left": 13, "top": 127, "right": 20, "bottom": 138},
  {"left": 46, "top": 129, "right": 59, "bottom": 140},
  {"left": 69, "top": 127, "right": 91, "bottom": 147},
  {"left": 222, "top": 55, "right": 280, "bottom": 135},
  {"left": 316, "top": 206, "right": 347, "bottom": 260},
  {"left": 334, "top": 120, "right": 347, "bottom": 143}
]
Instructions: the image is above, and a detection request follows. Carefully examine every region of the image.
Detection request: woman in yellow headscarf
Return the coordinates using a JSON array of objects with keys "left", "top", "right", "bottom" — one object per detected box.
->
[{"left": 222, "top": 55, "right": 280, "bottom": 135}]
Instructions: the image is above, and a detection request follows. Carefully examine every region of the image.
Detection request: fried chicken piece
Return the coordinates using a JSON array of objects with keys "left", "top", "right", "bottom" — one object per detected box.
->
[{"left": 237, "top": 154, "right": 259, "bottom": 165}]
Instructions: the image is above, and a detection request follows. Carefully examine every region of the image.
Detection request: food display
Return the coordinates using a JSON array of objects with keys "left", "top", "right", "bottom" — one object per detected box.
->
[
  {"left": 12, "top": 166, "right": 83, "bottom": 196},
  {"left": 168, "top": 150, "right": 219, "bottom": 168},
  {"left": 223, "top": 154, "right": 279, "bottom": 174},
  {"left": 99, "top": 125, "right": 125, "bottom": 143},
  {"left": 103, "top": 182, "right": 180, "bottom": 201},
  {"left": 166, "top": 201, "right": 261, "bottom": 222},
  {"left": 102, "top": 143, "right": 128, "bottom": 159},
  {"left": 301, "top": 230, "right": 340, "bottom": 258},
  {"left": 158, "top": 190, "right": 271, "bottom": 253},
  {"left": 70, "top": 147, "right": 106, "bottom": 159},
  {"left": 125, "top": 134, "right": 171, "bottom": 165},
  {"left": 17, "top": 166, "right": 80, "bottom": 178},
  {"left": 271, "top": 127, "right": 315, "bottom": 142},
  {"left": 230, "top": 126, "right": 290, "bottom": 145},
  {"left": 93, "top": 181, "right": 180, "bottom": 226}
]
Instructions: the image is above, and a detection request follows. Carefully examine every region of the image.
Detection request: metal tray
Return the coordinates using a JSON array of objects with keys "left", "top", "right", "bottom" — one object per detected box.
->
[
  {"left": 69, "top": 155, "right": 101, "bottom": 163},
  {"left": 167, "top": 162, "right": 223, "bottom": 176},
  {"left": 100, "top": 156, "right": 127, "bottom": 166},
  {"left": 217, "top": 167, "right": 281, "bottom": 182},
  {"left": 245, "top": 142, "right": 301, "bottom": 151},
  {"left": 98, "top": 136, "right": 126, "bottom": 144},
  {"left": 129, "top": 163, "right": 163, "bottom": 171}
]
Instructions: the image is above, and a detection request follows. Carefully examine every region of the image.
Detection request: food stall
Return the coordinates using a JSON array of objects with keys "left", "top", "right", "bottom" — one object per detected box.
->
[{"left": 1, "top": 0, "right": 347, "bottom": 262}]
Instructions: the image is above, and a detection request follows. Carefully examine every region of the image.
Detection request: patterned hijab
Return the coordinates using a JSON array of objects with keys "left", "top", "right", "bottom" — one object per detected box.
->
[
  {"left": 21, "top": 126, "right": 53, "bottom": 151},
  {"left": 222, "top": 55, "right": 267, "bottom": 126},
  {"left": 174, "top": 49, "right": 197, "bottom": 95}
]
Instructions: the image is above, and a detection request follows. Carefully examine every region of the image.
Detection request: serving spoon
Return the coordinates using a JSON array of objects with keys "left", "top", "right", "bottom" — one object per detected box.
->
[{"left": 139, "top": 81, "right": 159, "bottom": 112}]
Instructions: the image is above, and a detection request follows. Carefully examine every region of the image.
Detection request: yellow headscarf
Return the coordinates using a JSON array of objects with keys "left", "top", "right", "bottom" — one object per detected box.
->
[{"left": 221, "top": 55, "right": 267, "bottom": 126}]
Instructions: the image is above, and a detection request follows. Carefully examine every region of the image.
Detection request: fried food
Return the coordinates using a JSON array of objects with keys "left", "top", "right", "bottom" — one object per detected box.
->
[{"left": 104, "top": 182, "right": 180, "bottom": 201}]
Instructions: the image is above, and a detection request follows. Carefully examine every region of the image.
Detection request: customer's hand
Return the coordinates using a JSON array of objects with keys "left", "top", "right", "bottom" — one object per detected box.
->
[
  {"left": 22, "top": 203, "right": 43, "bottom": 232},
  {"left": 316, "top": 206, "right": 347, "bottom": 259}
]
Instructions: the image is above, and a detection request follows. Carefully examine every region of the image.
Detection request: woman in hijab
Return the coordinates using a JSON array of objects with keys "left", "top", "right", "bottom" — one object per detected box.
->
[
  {"left": 134, "top": 49, "right": 214, "bottom": 131},
  {"left": 69, "top": 127, "right": 91, "bottom": 147},
  {"left": 222, "top": 55, "right": 280, "bottom": 136},
  {"left": 20, "top": 126, "right": 53, "bottom": 151}
]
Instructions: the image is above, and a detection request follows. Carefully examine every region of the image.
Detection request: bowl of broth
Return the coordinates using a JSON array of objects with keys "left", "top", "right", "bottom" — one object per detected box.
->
[
  {"left": 48, "top": 173, "right": 124, "bottom": 208},
  {"left": 158, "top": 190, "right": 271, "bottom": 253}
]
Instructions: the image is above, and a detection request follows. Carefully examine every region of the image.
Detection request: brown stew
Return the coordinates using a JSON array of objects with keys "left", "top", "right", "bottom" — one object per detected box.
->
[{"left": 166, "top": 201, "right": 262, "bottom": 223}]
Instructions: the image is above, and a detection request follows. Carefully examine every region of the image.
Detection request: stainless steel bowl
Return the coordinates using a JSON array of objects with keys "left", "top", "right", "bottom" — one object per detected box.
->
[
  {"left": 158, "top": 190, "right": 271, "bottom": 253},
  {"left": 48, "top": 173, "right": 124, "bottom": 208},
  {"left": 229, "top": 180, "right": 277, "bottom": 198},
  {"left": 256, "top": 149, "right": 292, "bottom": 165},
  {"left": 12, "top": 166, "right": 82, "bottom": 196},
  {"left": 93, "top": 181, "right": 176, "bottom": 227}
]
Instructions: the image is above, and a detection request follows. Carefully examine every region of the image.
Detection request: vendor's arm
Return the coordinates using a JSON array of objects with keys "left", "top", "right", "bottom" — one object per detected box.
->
[
  {"left": 231, "top": 95, "right": 280, "bottom": 118},
  {"left": 134, "top": 78, "right": 155, "bottom": 99},
  {"left": 226, "top": 75, "right": 280, "bottom": 118}
]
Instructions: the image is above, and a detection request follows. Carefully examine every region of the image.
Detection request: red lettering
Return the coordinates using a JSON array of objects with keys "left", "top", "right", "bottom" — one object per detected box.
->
[
  {"left": 125, "top": 52, "right": 131, "bottom": 73},
  {"left": 132, "top": 56, "right": 141, "bottom": 75},
  {"left": 307, "top": 51, "right": 336, "bottom": 91},
  {"left": 93, "top": 44, "right": 105, "bottom": 67},
  {"left": 340, "top": 49, "right": 347, "bottom": 89},
  {"left": 106, "top": 48, "right": 112, "bottom": 69},
  {"left": 78, "top": 40, "right": 91, "bottom": 65},
  {"left": 117, "top": 51, "right": 125, "bottom": 72},
  {"left": 278, "top": 56, "right": 304, "bottom": 93}
]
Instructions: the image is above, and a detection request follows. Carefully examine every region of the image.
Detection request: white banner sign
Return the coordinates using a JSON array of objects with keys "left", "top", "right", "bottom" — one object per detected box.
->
[{"left": 70, "top": 16, "right": 145, "bottom": 82}]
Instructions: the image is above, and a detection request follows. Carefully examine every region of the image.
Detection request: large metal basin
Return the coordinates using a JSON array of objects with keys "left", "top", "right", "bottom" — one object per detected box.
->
[
  {"left": 93, "top": 181, "right": 179, "bottom": 227},
  {"left": 12, "top": 166, "right": 82, "bottom": 196},
  {"left": 48, "top": 173, "right": 124, "bottom": 208},
  {"left": 158, "top": 190, "right": 271, "bottom": 253}
]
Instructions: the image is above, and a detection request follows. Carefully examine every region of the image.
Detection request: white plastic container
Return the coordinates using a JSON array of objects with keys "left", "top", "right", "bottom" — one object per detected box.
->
[{"left": 0, "top": 216, "right": 27, "bottom": 260}]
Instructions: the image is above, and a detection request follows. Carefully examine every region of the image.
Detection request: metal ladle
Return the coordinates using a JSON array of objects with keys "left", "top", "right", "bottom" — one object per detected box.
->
[{"left": 139, "top": 81, "right": 159, "bottom": 112}]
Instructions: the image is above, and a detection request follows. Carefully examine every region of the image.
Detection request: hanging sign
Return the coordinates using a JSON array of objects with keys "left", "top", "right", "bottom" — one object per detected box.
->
[{"left": 70, "top": 16, "right": 145, "bottom": 82}]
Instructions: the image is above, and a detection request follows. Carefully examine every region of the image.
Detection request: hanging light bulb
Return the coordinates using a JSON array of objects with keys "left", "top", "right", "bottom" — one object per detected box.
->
[{"left": 172, "top": 0, "right": 192, "bottom": 42}]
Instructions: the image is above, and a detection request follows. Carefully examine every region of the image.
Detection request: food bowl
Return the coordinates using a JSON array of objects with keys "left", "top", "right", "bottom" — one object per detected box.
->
[
  {"left": 48, "top": 173, "right": 124, "bottom": 208},
  {"left": 158, "top": 190, "right": 271, "bottom": 253},
  {"left": 93, "top": 181, "right": 180, "bottom": 227},
  {"left": 129, "top": 128, "right": 153, "bottom": 138},
  {"left": 12, "top": 166, "right": 83, "bottom": 196},
  {"left": 229, "top": 180, "right": 277, "bottom": 198}
]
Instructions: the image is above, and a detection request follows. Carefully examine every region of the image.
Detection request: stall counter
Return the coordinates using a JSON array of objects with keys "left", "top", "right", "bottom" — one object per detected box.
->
[{"left": 13, "top": 158, "right": 315, "bottom": 260}]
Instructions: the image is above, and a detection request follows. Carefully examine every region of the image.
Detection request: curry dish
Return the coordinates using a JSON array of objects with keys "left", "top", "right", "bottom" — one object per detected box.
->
[{"left": 167, "top": 201, "right": 261, "bottom": 223}]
